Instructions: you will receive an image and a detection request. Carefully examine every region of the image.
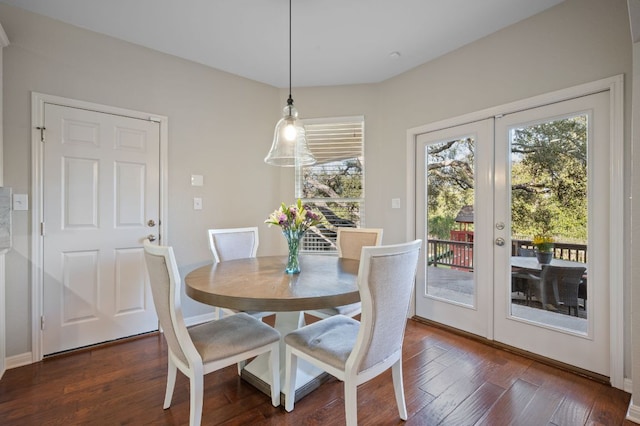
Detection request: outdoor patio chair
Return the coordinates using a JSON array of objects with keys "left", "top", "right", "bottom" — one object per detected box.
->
[
  {"left": 511, "top": 247, "right": 536, "bottom": 304},
  {"left": 528, "top": 264, "right": 586, "bottom": 315}
]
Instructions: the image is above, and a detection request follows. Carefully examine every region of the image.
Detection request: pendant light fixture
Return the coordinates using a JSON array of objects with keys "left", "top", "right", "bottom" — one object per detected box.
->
[{"left": 264, "top": 0, "right": 316, "bottom": 167}]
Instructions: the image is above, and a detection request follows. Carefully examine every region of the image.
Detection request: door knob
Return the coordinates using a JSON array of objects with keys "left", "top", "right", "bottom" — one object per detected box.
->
[
  {"left": 495, "top": 237, "right": 505, "bottom": 246},
  {"left": 147, "top": 234, "right": 156, "bottom": 242}
]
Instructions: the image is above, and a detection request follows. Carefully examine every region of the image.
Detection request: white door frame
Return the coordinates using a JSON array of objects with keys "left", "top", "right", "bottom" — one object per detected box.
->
[
  {"left": 0, "top": 23, "right": 9, "bottom": 379},
  {"left": 30, "top": 92, "right": 169, "bottom": 362},
  {"left": 406, "top": 75, "right": 625, "bottom": 389}
]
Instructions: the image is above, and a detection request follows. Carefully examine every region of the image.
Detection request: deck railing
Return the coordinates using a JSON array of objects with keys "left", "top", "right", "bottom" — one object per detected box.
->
[
  {"left": 428, "top": 238, "right": 588, "bottom": 270},
  {"left": 512, "top": 240, "right": 587, "bottom": 263},
  {"left": 427, "top": 239, "right": 473, "bottom": 270}
]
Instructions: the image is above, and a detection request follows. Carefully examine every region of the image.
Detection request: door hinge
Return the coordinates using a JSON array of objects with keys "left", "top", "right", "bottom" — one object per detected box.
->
[
  {"left": 40, "top": 316, "right": 45, "bottom": 330},
  {"left": 40, "top": 222, "right": 45, "bottom": 236},
  {"left": 36, "top": 126, "right": 46, "bottom": 142}
]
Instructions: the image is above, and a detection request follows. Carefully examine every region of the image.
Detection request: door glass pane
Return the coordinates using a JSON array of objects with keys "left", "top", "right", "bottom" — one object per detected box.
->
[
  {"left": 509, "top": 115, "right": 588, "bottom": 334},
  {"left": 426, "top": 137, "right": 475, "bottom": 307}
]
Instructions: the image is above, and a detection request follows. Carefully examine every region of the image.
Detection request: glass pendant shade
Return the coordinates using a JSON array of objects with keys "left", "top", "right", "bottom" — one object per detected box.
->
[{"left": 264, "top": 101, "right": 316, "bottom": 167}]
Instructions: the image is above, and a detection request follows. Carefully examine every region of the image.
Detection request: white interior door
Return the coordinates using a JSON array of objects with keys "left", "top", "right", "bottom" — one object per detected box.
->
[
  {"left": 493, "top": 92, "right": 610, "bottom": 376},
  {"left": 415, "top": 119, "right": 494, "bottom": 338},
  {"left": 42, "top": 103, "right": 160, "bottom": 355}
]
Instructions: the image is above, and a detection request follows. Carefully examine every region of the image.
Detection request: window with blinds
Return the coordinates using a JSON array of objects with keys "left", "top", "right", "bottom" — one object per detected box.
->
[{"left": 296, "top": 116, "right": 365, "bottom": 252}]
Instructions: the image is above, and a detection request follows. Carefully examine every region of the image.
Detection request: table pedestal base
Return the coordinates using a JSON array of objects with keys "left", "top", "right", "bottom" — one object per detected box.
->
[{"left": 240, "top": 311, "right": 333, "bottom": 406}]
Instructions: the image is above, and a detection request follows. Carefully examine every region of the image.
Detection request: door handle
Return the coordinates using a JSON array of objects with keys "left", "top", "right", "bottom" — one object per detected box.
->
[
  {"left": 495, "top": 237, "right": 505, "bottom": 246},
  {"left": 147, "top": 234, "right": 156, "bottom": 242}
]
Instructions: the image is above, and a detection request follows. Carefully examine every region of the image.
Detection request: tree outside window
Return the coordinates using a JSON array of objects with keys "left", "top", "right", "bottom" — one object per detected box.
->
[{"left": 296, "top": 117, "right": 364, "bottom": 252}]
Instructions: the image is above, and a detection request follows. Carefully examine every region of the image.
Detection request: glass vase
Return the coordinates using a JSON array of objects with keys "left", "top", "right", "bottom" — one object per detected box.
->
[{"left": 283, "top": 229, "right": 305, "bottom": 274}]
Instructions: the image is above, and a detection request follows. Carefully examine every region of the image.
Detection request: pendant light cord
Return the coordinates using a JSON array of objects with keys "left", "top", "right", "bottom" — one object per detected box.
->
[{"left": 288, "top": 0, "right": 293, "bottom": 106}]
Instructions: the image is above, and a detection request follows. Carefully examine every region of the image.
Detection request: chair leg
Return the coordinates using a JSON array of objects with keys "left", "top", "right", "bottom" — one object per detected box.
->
[
  {"left": 284, "top": 346, "right": 298, "bottom": 412},
  {"left": 236, "top": 360, "right": 246, "bottom": 376},
  {"left": 269, "top": 342, "right": 281, "bottom": 407},
  {"left": 163, "top": 357, "right": 178, "bottom": 409},
  {"left": 391, "top": 359, "right": 408, "bottom": 420},
  {"left": 344, "top": 381, "right": 358, "bottom": 426},
  {"left": 189, "top": 374, "right": 204, "bottom": 426}
]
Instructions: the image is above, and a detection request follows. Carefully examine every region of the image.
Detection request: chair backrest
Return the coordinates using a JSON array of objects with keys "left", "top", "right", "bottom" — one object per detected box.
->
[
  {"left": 518, "top": 247, "right": 536, "bottom": 257},
  {"left": 347, "top": 240, "right": 422, "bottom": 375},
  {"left": 208, "top": 227, "right": 259, "bottom": 263},
  {"left": 143, "top": 240, "right": 199, "bottom": 369},
  {"left": 336, "top": 228, "right": 383, "bottom": 260},
  {"left": 540, "top": 265, "right": 586, "bottom": 304}
]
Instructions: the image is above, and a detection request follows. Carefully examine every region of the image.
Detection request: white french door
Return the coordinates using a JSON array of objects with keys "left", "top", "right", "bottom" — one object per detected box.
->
[
  {"left": 415, "top": 119, "right": 494, "bottom": 338},
  {"left": 493, "top": 91, "right": 610, "bottom": 376},
  {"left": 415, "top": 89, "right": 615, "bottom": 378}
]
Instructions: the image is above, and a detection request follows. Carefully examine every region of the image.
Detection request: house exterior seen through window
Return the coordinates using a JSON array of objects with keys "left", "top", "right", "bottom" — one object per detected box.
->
[{"left": 296, "top": 116, "right": 365, "bottom": 253}]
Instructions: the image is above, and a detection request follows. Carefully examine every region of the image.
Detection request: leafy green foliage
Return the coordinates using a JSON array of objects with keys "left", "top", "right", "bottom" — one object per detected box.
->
[
  {"left": 302, "top": 159, "right": 363, "bottom": 225},
  {"left": 426, "top": 115, "right": 587, "bottom": 244}
]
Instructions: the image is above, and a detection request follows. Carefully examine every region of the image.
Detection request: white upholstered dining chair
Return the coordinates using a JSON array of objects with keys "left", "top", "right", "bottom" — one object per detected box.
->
[
  {"left": 207, "top": 227, "right": 272, "bottom": 320},
  {"left": 284, "top": 239, "right": 422, "bottom": 426},
  {"left": 143, "top": 240, "right": 281, "bottom": 426},
  {"left": 208, "top": 227, "right": 259, "bottom": 263},
  {"left": 305, "top": 227, "right": 383, "bottom": 320}
]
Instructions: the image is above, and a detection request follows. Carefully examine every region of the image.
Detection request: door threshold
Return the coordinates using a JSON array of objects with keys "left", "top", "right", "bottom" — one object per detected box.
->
[{"left": 43, "top": 331, "right": 160, "bottom": 360}]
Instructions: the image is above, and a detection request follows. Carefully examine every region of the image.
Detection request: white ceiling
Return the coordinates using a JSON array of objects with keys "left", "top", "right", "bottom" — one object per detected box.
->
[{"left": 0, "top": 0, "right": 564, "bottom": 88}]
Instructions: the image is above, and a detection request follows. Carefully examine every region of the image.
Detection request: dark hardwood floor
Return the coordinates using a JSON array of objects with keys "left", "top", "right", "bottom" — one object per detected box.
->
[{"left": 0, "top": 318, "right": 632, "bottom": 425}]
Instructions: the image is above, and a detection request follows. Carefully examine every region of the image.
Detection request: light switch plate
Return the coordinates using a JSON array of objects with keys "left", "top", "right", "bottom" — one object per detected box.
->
[
  {"left": 13, "top": 193, "right": 28, "bottom": 211},
  {"left": 391, "top": 198, "right": 401, "bottom": 209},
  {"left": 193, "top": 197, "right": 203, "bottom": 210},
  {"left": 191, "top": 174, "right": 204, "bottom": 186}
]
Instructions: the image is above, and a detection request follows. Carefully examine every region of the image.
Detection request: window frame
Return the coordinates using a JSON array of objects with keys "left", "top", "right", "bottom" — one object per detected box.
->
[{"left": 296, "top": 115, "right": 365, "bottom": 253}]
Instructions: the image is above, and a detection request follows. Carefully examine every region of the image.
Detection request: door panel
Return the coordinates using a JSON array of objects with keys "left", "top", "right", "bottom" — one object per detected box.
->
[
  {"left": 494, "top": 92, "right": 610, "bottom": 376},
  {"left": 415, "top": 119, "right": 494, "bottom": 338},
  {"left": 43, "top": 104, "right": 160, "bottom": 355}
]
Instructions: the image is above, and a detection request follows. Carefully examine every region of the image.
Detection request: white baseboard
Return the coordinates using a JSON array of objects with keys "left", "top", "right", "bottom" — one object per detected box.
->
[
  {"left": 2, "top": 315, "right": 217, "bottom": 372},
  {"left": 626, "top": 377, "right": 633, "bottom": 394},
  {"left": 6, "top": 352, "right": 33, "bottom": 370},
  {"left": 627, "top": 398, "right": 640, "bottom": 423}
]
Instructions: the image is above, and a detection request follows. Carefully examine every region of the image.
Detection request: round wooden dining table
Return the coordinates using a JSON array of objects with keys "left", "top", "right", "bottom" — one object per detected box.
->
[
  {"left": 184, "top": 255, "right": 360, "bottom": 405},
  {"left": 185, "top": 255, "right": 360, "bottom": 312}
]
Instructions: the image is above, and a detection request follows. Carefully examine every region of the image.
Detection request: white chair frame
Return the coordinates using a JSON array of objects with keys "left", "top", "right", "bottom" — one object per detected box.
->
[
  {"left": 285, "top": 240, "right": 421, "bottom": 425},
  {"left": 336, "top": 227, "right": 384, "bottom": 260},
  {"left": 306, "top": 227, "right": 383, "bottom": 320},
  {"left": 143, "top": 240, "right": 280, "bottom": 426},
  {"left": 207, "top": 227, "right": 272, "bottom": 320},
  {"left": 207, "top": 227, "right": 259, "bottom": 263}
]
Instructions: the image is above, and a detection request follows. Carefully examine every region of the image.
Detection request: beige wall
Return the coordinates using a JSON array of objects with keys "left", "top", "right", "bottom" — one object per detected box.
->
[
  {"left": 290, "top": 0, "right": 634, "bottom": 378},
  {"left": 0, "top": 3, "right": 290, "bottom": 356},
  {"left": 0, "top": 0, "right": 634, "bottom": 380}
]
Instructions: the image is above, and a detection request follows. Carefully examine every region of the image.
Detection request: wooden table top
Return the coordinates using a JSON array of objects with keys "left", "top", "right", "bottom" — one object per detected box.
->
[{"left": 184, "top": 255, "right": 360, "bottom": 312}]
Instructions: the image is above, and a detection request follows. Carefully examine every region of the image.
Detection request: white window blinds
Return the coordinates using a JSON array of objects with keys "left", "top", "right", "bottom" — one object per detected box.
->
[{"left": 305, "top": 119, "right": 364, "bottom": 164}]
